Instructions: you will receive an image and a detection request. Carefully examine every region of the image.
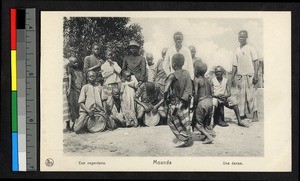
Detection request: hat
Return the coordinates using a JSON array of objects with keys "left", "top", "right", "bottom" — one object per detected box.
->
[{"left": 128, "top": 40, "right": 140, "bottom": 48}]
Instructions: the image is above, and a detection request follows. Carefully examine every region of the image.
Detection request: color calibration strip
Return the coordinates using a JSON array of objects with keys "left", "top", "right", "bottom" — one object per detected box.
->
[
  {"left": 11, "top": 8, "right": 37, "bottom": 171},
  {"left": 25, "top": 8, "right": 37, "bottom": 171},
  {"left": 11, "top": 8, "right": 19, "bottom": 171},
  {"left": 17, "top": 9, "right": 27, "bottom": 171}
]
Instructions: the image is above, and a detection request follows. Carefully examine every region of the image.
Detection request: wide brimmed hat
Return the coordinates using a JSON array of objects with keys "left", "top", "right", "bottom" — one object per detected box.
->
[{"left": 128, "top": 40, "right": 140, "bottom": 48}]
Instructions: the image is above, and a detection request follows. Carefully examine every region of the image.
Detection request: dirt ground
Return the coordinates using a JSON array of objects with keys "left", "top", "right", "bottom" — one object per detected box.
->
[{"left": 64, "top": 88, "right": 264, "bottom": 157}]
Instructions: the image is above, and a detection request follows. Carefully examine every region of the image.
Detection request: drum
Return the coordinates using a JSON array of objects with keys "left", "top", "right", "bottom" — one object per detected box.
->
[
  {"left": 87, "top": 113, "right": 106, "bottom": 133},
  {"left": 144, "top": 111, "right": 160, "bottom": 127}
]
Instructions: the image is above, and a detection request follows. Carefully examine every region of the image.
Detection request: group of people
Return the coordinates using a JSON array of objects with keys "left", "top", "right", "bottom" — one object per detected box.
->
[{"left": 63, "top": 29, "right": 260, "bottom": 147}]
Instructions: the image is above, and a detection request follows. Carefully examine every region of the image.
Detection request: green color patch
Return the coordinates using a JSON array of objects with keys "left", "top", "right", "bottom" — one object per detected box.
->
[{"left": 12, "top": 91, "right": 18, "bottom": 132}]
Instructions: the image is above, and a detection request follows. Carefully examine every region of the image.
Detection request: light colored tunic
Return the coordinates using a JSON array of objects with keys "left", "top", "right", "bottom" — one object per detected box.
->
[
  {"left": 78, "top": 84, "right": 103, "bottom": 112},
  {"left": 233, "top": 44, "right": 258, "bottom": 75},
  {"left": 163, "top": 45, "right": 194, "bottom": 80},
  {"left": 120, "top": 75, "right": 139, "bottom": 126},
  {"left": 211, "top": 77, "right": 228, "bottom": 96},
  {"left": 101, "top": 60, "right": 121, "bottom": 85},
  {"left": 147, "top": 64, "right": 156, "bottom": 82}
]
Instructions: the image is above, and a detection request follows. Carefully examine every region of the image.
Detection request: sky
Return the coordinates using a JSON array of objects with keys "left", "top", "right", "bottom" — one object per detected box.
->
[{"left": 129, "top": 18, "right": 263, "bottom": 72}]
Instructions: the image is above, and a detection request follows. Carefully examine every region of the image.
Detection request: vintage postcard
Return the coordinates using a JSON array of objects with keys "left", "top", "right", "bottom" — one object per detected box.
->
[{"left": 40, "top": 11, "right": 291, "bottom": 171}]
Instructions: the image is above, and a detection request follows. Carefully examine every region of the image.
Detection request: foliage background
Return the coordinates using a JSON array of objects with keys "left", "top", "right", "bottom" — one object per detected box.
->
[{"left": 63, "top": 17, "right": 144, "bottom": 67}]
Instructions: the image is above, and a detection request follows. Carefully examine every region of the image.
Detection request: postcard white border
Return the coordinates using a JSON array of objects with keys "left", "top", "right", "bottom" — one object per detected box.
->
[{"left": 40, "top": 11, "right": 291, "bottom": 172}]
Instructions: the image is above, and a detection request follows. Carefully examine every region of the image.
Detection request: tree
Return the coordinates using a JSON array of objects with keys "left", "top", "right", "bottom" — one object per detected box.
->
[{"left": 63, "top": 17, "right": 144, "bottom": 67}]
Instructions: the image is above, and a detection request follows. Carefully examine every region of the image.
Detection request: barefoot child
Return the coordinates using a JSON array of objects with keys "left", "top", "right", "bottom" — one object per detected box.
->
[
  {"left": 164, "top": 53, "right": 193, "bottom": 146},
  {"left": 192, "top": 60, "right": 214, "bottom": 144},
  {"left": 74, "top": 70, "right": 106, "bottom": 134},
  {"left": 68, "top": 57, "right": 83, "bottom": 131},
  {"left": 63, "top": 58, "right": 71, "bottom": 132},
  {"left": 120, "top": 70, "right": 139, "bottom": 127}
]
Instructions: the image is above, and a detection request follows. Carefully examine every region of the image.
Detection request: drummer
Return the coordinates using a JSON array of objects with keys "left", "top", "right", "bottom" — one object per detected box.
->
[
  {"left": 74, "top": 70, "right": 106, "bottom": 134},
  {"left": 134, "top": 82, "right": 166, "bottom": 126},
  {"left": 103, "top": 86, "right": 126, "bottom": 127}
]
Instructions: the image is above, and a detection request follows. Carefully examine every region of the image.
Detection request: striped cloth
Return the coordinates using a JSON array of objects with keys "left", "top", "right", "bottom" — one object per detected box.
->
[
  {"left": 63, "top": 81, "right": 71, "bottom": 123},
  {"left": 167, "top": 100, "right": 191, "bottom": 141}
]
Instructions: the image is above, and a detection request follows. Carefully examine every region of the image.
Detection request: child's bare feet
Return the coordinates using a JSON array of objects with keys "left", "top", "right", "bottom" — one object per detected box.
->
[
  {"left": 63, "top": 127, "right": 71, "bottom": 133},
  {"left": 202, "top": 137, "right": 214, "bottom": 144},
  {"left": 172, "top": 138, "right": 179, "bottom": 143},
  {"left": 238, "top": 120, "right": 249, "bottom": 127},
  {"left": 206, "top": 128, "right": 216, "bottom": 138},
  {"left": 173, "top": 139, "right": 186, "bottom": 147},
  {"left": 183, "top": 137, "right": 193, "bottom": 147},
  {"left": 252, "top": 111, "right": 259, "bottom": 122}
]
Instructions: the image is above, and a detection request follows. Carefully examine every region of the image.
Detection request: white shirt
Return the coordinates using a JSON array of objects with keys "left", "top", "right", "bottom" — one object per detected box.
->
[
  {"left": 101, "top": 60, "right": 121, "bottom": 85},
  {"left": 147, "top": 64, "right": 156, "bottom": 82},
  {"left": 233, "top": 44, "right": 258, "bottom": 75},
  {"left": 163, "top": 45, "right": 194, "bottom": 80},
  {"left": 212, "top": 77, "right": 228, "bottom": 95}
]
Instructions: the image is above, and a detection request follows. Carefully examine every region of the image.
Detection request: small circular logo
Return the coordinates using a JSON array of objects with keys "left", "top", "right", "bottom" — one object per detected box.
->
[{"left": 45, "top": 158, "right": 54, "bottom": 167}]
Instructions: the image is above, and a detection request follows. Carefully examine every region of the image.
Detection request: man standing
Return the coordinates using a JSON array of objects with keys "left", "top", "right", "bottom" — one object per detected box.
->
[
  {"left": 163, "top": 32, "right": 194, "bottom": 80},
  {"left": 122, "top": 40, "right": 147, "bottom": 84},
  {"left": 232, "top": 30, "right": 259, "bottom": 121}
]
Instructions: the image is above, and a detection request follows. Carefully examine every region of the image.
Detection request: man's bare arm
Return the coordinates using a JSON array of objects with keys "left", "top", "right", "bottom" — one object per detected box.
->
[
  {"left": 193, "top": 78, "right": 199, "bottom": 109},
  {"left": 253, "top": 59, "right": 259, "bottom": 85},
  {"left": 231, "top": 65, "right": 237, "bottom": 86},
  {"left": 163, "top": 74, "right": 175, "bottom": 100}
]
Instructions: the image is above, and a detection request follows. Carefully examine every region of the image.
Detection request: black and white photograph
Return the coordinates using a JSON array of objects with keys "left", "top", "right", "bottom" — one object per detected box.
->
[
  {"left": 62, "top": 16, "right": 264, "bottom": 156},
  {"left": 40, "top": 11, "right": 290, "bottom": 171}
]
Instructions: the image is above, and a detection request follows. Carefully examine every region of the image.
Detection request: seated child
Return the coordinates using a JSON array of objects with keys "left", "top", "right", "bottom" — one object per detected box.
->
[
  {"left": 192, "top": 60, "right": 214, "bottom": 144},
  {"left": 120, "top": 70, "right": 139, "bottom": 127},
  {"left": 74, "top": 70, "right": 107, "bottom": 134},
  {"left": 211, "top": 66, "right": 249, "bottom": 127},
  {"left": 134, "top": 81, "right": 166, "bottom": 126},
  {"left": 163, "top": 53, "right": 193, "bottom": 147}
]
